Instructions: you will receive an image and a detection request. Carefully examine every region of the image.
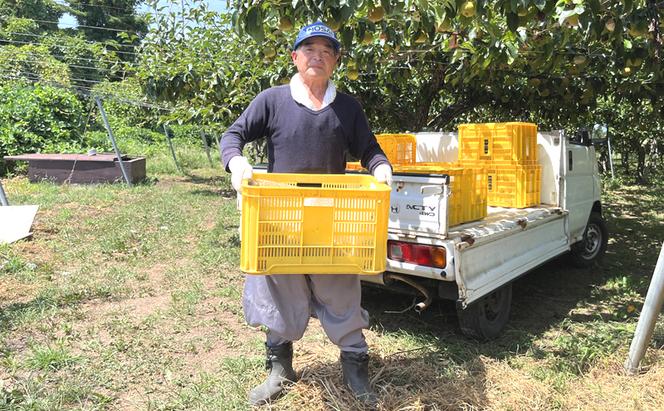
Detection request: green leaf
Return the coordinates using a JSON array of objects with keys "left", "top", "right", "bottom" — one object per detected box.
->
[
  {"left": 505, "top": 42, "right": 518, "bottom": 65},
  {"left": 506, "top": 12, "right": 519, "bottom": 32},
  {"left": 558, "top": 10, "right": 577, "bottom": 26},
  {"left": 244, "top": 6, "right": 264, "bottom": 42},
  {"left": 339, "top": 5, "right": 354, "bottom": 21},
  {"left": 340, "top": 26, "right": 354, "bottom": 49},
  {"left": 231, "top": 11, "right": 242, "bottom": 36},
  {"left": 482, "top": 54, "right": 493, "bottom": 68},
  {"left": 587, "top": 0, "right": 600, "bottom": 14},
  {"left": 434, "top": 4, "right": 445, "bottom": 20}
]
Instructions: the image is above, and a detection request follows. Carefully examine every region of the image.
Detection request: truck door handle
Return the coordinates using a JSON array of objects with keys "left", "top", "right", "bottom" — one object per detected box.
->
[{"left": 420, "top": 185, "right": 443, "bottom": 195}]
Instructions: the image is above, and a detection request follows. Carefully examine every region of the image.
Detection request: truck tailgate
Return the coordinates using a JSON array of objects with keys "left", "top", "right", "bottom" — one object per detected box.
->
[{"left": 453, "top": 206, "right": 569, "bottom": 306}]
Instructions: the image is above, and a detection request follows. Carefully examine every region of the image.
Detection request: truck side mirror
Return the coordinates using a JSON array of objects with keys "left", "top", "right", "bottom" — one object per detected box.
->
[{"left": 591, "top": 124, "right": 608, "bottom": 146}]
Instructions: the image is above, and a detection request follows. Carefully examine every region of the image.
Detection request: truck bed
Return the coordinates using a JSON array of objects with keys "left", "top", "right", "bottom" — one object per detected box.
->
[
  {"left": 384, "top": 203, "right": 570, "bottom": 291},
  {"left": 447, "top": 204, "right": 565, "bottom": 244}
]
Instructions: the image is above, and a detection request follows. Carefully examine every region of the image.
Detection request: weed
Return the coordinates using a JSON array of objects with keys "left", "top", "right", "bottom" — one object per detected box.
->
[
  {"left": 25, "top": 342, "right": 79, "bottom": 371},
  {"left": 170, "top": 283, "right": 204, "bottom": 316},
  {"left": 545, "top": 320, "right": 635, "bottom": 375}
]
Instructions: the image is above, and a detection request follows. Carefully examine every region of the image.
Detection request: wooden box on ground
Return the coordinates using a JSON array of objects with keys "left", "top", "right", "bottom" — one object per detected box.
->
[{"left": 4, "top": 153, "right": 146, "bottom": 184}]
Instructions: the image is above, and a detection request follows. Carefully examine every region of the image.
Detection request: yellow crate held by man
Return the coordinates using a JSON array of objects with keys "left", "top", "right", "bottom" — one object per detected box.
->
[{"left": 240, "top": 173, "right": 391, "bottom": 275}]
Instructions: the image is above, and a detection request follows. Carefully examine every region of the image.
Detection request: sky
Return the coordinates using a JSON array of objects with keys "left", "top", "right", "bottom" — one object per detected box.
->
[{"left": 57, "top": 1, "right": 226, "bottom": 30}]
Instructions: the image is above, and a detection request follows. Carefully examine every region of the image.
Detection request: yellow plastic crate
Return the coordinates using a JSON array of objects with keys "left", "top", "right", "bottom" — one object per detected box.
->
[
  {"left": 458, "top": 122, "right": 538, "bottom": 164},
  {"left": 487, "top": 164, "right": 542, "bottom": 208},
  {"left": 240, "top": 173, "right": 391, "bottom": 275},
  {"left": 376, "top": 133, "right": 417, "bottom": 165},
  {"left": 345, "top": 161, "right": 364, "bottom": 171},
  {"left": 392, "top": 162, "right": 487, "bottom": 226}
]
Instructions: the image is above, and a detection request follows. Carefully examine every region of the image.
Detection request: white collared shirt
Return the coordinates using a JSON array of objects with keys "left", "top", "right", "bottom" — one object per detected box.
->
[{"left": 289, "top": 73, "right": 336, "bottom": 111}]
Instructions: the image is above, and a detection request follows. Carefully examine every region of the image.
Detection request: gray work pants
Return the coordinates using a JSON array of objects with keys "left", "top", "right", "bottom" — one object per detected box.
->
[{"left": 243, "top": 274, "right": 369, "bottom": 353}]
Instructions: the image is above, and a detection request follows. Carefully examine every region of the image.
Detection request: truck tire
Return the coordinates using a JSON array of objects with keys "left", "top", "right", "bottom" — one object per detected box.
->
[
  {"left": 569, "top": 212, "right": 608, "bottom": 268},
  {"left": 457, "top": 283, "right": 512, "bottom": 340}
]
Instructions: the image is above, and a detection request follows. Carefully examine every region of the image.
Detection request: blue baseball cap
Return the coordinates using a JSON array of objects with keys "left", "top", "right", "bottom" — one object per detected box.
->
[{"left": 292, "top": 22, "right": 341, "bottom": 51}]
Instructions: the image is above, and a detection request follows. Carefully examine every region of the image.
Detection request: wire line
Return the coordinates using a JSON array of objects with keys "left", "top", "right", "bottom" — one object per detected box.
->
[
  {"left": 25, "top": 18, "right": 143, "bottom": 34},
  {"left": 3, "top": 31, "right": 140, "bottom": 50},
  {"left": 4, "top": 55, "right": 121, "bottom": 72},
  {"left": 53, "top": 0, "right": 144, "bottom": 14},
  {"left": 0, "top": 38, "right": 141, "bottom": 57},
  {"left": 0, "top": 73, "right": 174, "bottom": 111}
]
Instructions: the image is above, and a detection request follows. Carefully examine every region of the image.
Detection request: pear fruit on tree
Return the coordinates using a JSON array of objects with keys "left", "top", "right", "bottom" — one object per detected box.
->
[{"left": 461, "top": 1, "right": 476, "bottom": 18}]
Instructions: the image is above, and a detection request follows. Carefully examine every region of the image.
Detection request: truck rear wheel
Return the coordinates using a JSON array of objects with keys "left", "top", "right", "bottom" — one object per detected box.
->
[
  {"left": 457, "top": 283, "right": 512, "bottom": 340},
  {"left": 569, "top": 212, "right": 608, "bottom": 268}
]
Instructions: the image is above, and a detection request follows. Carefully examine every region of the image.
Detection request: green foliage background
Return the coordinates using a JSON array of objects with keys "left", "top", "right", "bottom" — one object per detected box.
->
[
  {"left": 0, "top": 0, "right": 661, "bottom": 182},
  {"left": 0, "top": 82, "right": 85, "bottom": 161}
]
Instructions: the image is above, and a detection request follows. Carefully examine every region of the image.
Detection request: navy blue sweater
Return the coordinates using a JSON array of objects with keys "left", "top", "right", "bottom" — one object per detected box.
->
[{"left": 220, "top": 85, "right": 389, "bottom": 174}]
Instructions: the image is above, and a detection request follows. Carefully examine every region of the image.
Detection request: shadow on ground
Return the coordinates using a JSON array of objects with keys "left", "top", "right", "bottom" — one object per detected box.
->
[{"left": 361, "top": 184, "right": 664, "bottom": 363}]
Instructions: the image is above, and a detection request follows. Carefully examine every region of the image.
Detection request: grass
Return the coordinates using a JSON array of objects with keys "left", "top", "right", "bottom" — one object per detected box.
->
[{"left": 1, "top": 147, "right": 663, "bottom": 410}]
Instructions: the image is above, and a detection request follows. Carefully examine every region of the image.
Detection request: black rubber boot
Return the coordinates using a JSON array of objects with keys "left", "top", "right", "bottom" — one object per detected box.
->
[
  {"left": 340, "top": 351, "right": 379, "bottom": 406},
  {"left": 249, "top": 342, "right": 297, "bottom": 406}
]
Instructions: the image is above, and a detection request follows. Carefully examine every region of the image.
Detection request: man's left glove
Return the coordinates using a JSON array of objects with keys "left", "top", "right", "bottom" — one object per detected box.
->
[
  {"left": 228, "top": 156, "right": 253, "bottom": 192},
  {"left": 372, "top": 163, "right": 392, "bottom": 186}
]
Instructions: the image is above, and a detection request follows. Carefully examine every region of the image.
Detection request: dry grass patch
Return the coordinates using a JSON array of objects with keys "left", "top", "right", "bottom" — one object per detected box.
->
[
  {"left": 482, "top": 356, "right": 557, "bottom": 410},
  {"left": 561, "top": 351, "right": 664, "bottom": 411},
  {"left": 0, "top": 276, "right": 40, "bottom": 305}
]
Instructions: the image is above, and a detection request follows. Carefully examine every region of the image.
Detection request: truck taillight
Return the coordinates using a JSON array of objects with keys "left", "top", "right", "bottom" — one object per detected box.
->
[{"left": 388, "top": 241, "right": 446, "bottom": 268}]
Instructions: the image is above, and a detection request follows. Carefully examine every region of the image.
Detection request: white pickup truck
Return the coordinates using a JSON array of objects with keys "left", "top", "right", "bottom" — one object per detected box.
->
[{"left": 360, "top": 130, "right": 609, "bottom": 339}]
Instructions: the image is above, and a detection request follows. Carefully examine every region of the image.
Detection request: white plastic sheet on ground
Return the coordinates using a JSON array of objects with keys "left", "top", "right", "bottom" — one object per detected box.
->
[{"left": 0, "top": 205, "right": 39, "bottom": 244}]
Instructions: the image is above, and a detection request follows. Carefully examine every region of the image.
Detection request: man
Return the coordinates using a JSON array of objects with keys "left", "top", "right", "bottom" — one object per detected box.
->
[{"left": 220, "top": 21, "right": 392, "bottom": 406}]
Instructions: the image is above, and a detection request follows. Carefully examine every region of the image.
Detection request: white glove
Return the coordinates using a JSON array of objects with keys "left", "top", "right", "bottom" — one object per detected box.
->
[
  {"left": 373, "top": 163, "right": 392, "bottom": 186},
  {"left": 228, "top": 156, "right": 253, "bottom": 192}
]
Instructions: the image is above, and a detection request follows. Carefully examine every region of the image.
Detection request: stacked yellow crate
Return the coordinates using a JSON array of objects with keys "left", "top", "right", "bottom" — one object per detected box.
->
[
  {"left": 376, "top": 133, "right": 417, "bottom": 165},
  {"left": 458, "top": 122, "right": 541, "bottom": 208},
  {"left": 346, "top": 133, "right": 417, "bottom": 171}
]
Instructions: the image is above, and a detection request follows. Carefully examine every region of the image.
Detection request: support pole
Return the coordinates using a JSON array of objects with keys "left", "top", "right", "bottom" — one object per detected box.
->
[
  {"left": 607, "top": 135, "right": 615, "bottom": 179},
  {"left": 163, "top": 125, "right": 182, "bottom": 174},
  {"left": 625, "top": 243, "right": 664, "bottom": 374},
  {"left": 0, "top": 179, "right": 9, "bottom": 206},
  {"left": 95, "top": 96, "right": 132, "bottom": 187},
  {"left": 200, "top": 130, "right": 213, "bottom": 167}
]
